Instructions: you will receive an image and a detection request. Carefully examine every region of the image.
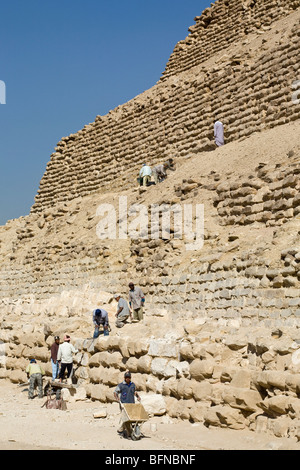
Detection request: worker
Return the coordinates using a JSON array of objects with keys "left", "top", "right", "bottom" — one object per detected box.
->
[
  {"left": 26, "top": 359, "right": 45, "bottom": 399},
  {"left": 114, "top": 294, "right": 131, "bottom": 328},
  {"left": 128, "top": 282, "right": 145, "bottom": 322},
  {"left": 138, "top": 164, "right": 152, "bottom": 187},
  {"left": 114, "top": 371, "right": 141, "bottom": 435},
  {"left": 164, "top": 157, "right": 176, "bottom": 171},
  {"left": 92, "top": 308, "right": 110, "bottom": 338},
  {"left": 214, "top": 119, "right": 224, "bottom": 147},
  {"left": 57, "top": 335, "right": 78, "bottom": 383},
  {"left": 152, "top": 163, "right": 167, "bottom": 184},
  {"left": 50, "top": 335, "right": 60, "bottom": 381}
]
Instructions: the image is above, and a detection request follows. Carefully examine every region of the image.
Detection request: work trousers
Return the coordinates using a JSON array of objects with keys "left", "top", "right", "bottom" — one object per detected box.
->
[
  {"left": 29, "top": 373, "right": 43, "bottom": 399},
  {"left": 115, "top": 314, "right": 129, "bottom": 328},
  {"left": 142, "top": 175, "right": 150, "bottom": 187},
  {"left": 51, "top": 359, "right": 59, "bottom": 380},
  {"left": 132, "top": 307, "right": 143, "bottom": 321},
  {"left": 59, "top": 362, "right": 73, "bottom": 380}
]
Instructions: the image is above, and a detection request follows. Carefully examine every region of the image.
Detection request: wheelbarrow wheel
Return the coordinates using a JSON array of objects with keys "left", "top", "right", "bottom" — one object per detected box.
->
[{"left": 131, "top": 423, "right": 141, "bottom": 441}]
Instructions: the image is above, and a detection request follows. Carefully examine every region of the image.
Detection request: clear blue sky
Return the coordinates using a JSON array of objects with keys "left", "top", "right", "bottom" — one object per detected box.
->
[{"left": 0, "top": 0, "right": 209, "bottom": 226}]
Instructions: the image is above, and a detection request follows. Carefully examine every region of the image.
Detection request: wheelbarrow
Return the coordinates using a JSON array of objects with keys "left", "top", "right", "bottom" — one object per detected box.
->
[{"left": 120, "top": 403, "right": 149, "bottom": 440}]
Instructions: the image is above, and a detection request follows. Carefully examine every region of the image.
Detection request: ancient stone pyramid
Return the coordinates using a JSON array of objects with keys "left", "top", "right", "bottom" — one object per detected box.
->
[{"left": 0, "top": 0, "right": 300, "bottom": 437}]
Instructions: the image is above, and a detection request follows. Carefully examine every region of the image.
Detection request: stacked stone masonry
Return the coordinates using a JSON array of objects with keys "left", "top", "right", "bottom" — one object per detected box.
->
[
  {"left": 162, "top": 0, "right": 300, "bottom": 80},
  {"left": 2, "top": 320, "right": 300, "bottom": 438},
  {"left": 214, "top": 160, "right": 300, "bottom": 225},
  {"left": 1, "top": 0, "right": 300, "bottom": 441},
  {"left": 31, "top": 1, "right": 300, "bottom": 212}
]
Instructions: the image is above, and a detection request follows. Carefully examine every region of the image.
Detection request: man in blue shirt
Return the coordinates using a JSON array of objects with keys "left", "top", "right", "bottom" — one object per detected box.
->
[
  {"left": 114, "top": 371, "right": 141, "bottom": 435},
  {"left": 92, "top": 308, "right": 109, "bottom": 337},
  {"left": 114, "top": 371, "right": 141, "bottom": 404}
]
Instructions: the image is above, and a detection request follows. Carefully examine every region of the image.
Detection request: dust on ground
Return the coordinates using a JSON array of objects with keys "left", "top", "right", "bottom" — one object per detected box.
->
[{"left": 0, "top": 380, "right": 299, "bottom": 451}]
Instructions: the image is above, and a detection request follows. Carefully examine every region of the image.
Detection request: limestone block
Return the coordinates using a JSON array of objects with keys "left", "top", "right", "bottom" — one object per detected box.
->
[
  {"left": 148, "top": 339, "right": 178, "bottom": 358},
  {"left": 94, "top": 336, "right": 111, "bottom": 352},
  {"left": 89, "top": 352, "right": 106, "bottom": 367},
  {"left": 189, "top": 359, "right": 214, "bottom": 380},
  {"left": 179, "top": 341, "right": 194, "bottom": 360},
  {"left": 137, "top": 355, "right": 152, "bottom": 374},
  {"left": 105, "top": 351, "right": 124, "bottom": 369},
  {"left": 176, "top": 360, "right": 190, "bottom": 378},
  {"left": 86, "top": 383, "right": 107, "bottom": 402},
  {"left": 272, "top": 416, "right": 293, "bottom": 438},
  {"left": 162, "top": 360, "right": 180, "bottom": 378},
  {"left": 192, "top": 380, "right": 213, "bottom": 402},
  {"left": 230, "top": 369, "right": 251, "bottom": 389},
  {"left": 146, "top": 375, "right": 162, "bottom": 394},
  {"left": 168, "top": 398, "right": 191, "bottom": 420},
  {"left": 162, "top": 377, "right": 179, "bottom": 397},
  {"left": 9, "top": 369, "right": 27, "bottom": 383},
  {"left": 222, "top": 386, "right": 261, "bottom": 412},
  {"left": 151, "top": 357, "right": 169, "bottom": 376},
  {"left": 177, "top": 378, "right": 194, "bottom": 399},
  {"left": 259, "top": 395, "right": 290, "bottom": 415},
  {"left": 102, "top": 367, "right": 123, "bottom": 387},
  {"left": 89, "top": 366, "right": 103, "bottom": 384},
  {"left": 77, "top": 366, "right": 89, "bottom": 381},
  {"left": 125, "top": 356, "right": 139, "bottom": 373},
  {"left": 105, "top": 386, "right": 116, "bottom": 403},
  {"left": 189, "top": 402, "right": 210, "bottom": 423},
  {"left": 265, "top": 370, "right": 286, "bottom": 389},
  {"left": 93, "top": 407, "right": 108, "bottom": 419},
  {"left": 30, "top": 346, "right": 49, "bottom": 362},
  {"left": 204, "top": 404, "right": 246, "bottom": 430},
  {"left": 139, "top": 392, "right": 166, "bottom": 416},
  {"left": 118, "top": 338, "right": 130, "bottom": 358},
  {"left": 127, "top": 339, "right": 149, "bottom": 356}
]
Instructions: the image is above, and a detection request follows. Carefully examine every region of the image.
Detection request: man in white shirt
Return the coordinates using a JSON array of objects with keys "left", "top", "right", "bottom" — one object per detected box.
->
[
  {"left": 57, "top": 335, "right": 78, "bottom": 383},
  {"left": 139, "top": 164, "right": 152, "bottom": 187},
  {"left": 214, "top": 119, "right": 224, "bottom": 147}
]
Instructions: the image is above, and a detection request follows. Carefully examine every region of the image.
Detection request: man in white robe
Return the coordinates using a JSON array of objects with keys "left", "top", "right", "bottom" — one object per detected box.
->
[{"left": 214, "top": 119, "right": 224, "bottom": 147}]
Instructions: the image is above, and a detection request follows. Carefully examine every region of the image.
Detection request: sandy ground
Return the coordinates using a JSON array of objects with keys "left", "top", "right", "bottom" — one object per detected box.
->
[{"left": 0, "top": 380, "right": 299, "bottom": 452}]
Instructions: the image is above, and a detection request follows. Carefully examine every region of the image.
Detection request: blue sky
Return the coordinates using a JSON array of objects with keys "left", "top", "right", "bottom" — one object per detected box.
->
[{"left": 0, "top": 0, "right": 209, "bottom": 225}]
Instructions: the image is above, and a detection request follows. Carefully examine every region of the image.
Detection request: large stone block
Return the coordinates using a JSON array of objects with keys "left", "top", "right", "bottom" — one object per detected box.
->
[
  {"left": 148, "top": 339, "right": 178, "bottom": 358},
  {"left": 139, "top": 392, "right": 166, "bottom": 416},
  {"left": 189, "top": 359, "right": 214, "bottom": 380},
  {"left": 204, "top": 404, "right": 246, "bottom": 430}
]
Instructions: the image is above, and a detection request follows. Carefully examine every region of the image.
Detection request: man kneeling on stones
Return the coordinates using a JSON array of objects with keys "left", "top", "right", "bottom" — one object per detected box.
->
[
  {"left": 92, "top": 307, "right": 110, "bottom": 337},
  {"left": 114, "top": 294, "right": 131, "bottom": 328},
  {"left": 26, "top": 358, "right": 45, "bottom": 399}
]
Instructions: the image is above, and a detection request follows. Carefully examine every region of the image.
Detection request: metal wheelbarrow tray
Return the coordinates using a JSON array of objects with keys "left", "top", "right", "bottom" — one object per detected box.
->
[{"left": 121, "top": 403, "right": 149, "bottom": 440}]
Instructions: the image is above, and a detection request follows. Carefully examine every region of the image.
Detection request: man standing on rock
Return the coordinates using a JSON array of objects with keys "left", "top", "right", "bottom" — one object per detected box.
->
[
  {"left": 50, "top": 336, "right": 60, "bottom": 381},
  {"left": 128, "top": 282, "right": 145, "bottom": 322},
  {"left": 214, "top": 118, "right": 224, "bottom": 147},
  {"left": 114, "top": 294, "right": 131, "bottom": 328},
  {"left": 57, "top": 335, "right": 78, "bottom": 383},
  {"left": 26, "top": 359, "right": 45, "bottom": 399}
]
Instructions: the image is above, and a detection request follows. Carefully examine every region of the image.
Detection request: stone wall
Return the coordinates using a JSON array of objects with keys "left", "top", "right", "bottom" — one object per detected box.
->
[
  {"left": 214, "top": 159, "right": 300, "bottom": 226},
  {"left": 162, "top": 0, "right": 300, "bottom": 80},
  {"left": 0, "top": 0, "right": 300, "bottom": 440},
  {"left": 31, "top": 4, "right": 300, "bottom": 213},
  {"left": 2, "top": 311, "right": 300, "bottom": 438}
]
